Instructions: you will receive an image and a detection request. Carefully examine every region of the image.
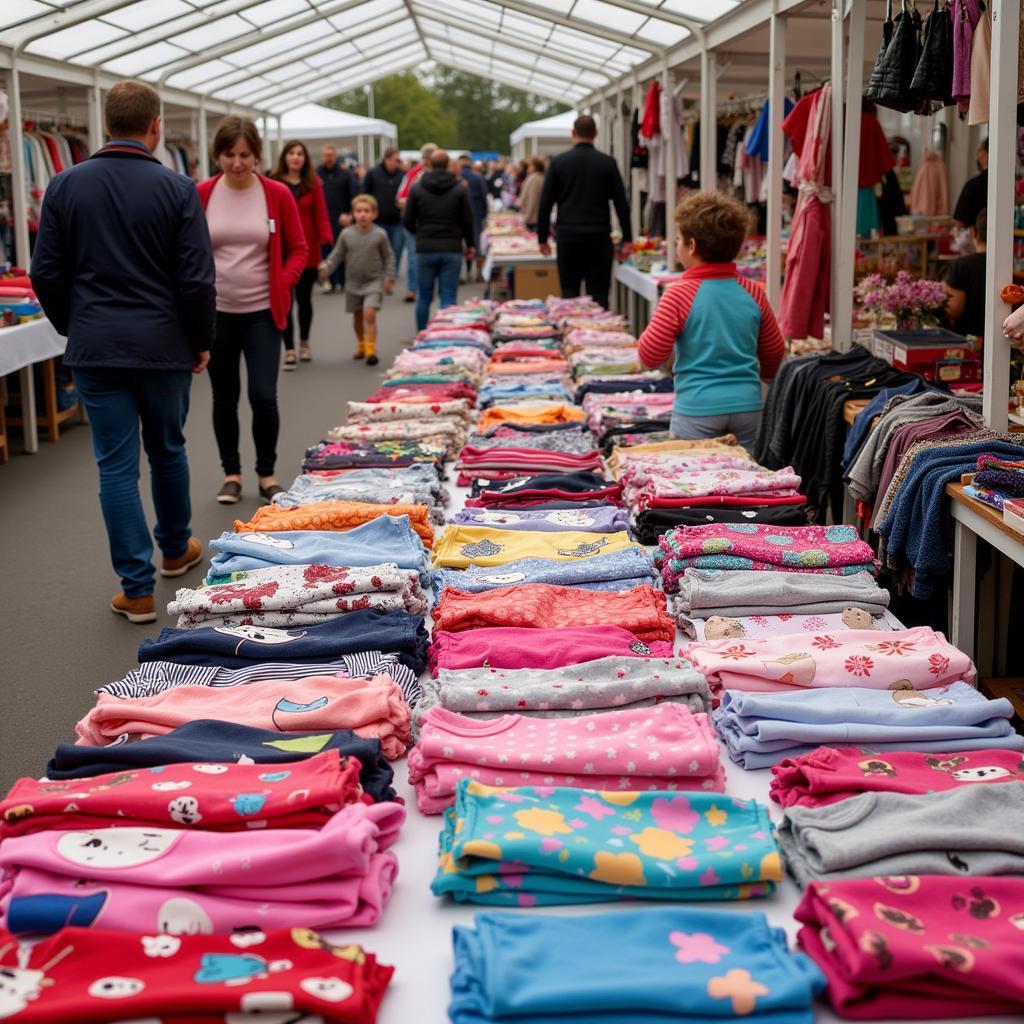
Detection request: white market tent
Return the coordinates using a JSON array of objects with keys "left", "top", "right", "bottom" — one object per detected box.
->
[
  {"left": 0, "top": 0, "right": 1019, "bottom": 431},
  {"left": 278, "top": 102, "right": 397, "bottom": 166},
  {"left": 509, "top": 109, "right": 577, "bottom": 161}
]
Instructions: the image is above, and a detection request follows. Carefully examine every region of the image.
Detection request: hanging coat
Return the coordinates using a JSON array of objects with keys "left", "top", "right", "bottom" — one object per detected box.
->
[
  {"left": 909, "top": 0, "right": 954, "bottom": 108},
  {"left": 867, "top": 0, "right": 896, "bottom": 98},
  {"left": 908, "top": 150, "right": 950, "bottom": 216},
  {"left": 865, "top": 0, "right": 923, "bottom": 113},
  {"left": 952, "top": 0, "right": 981, "bottom": 108}
]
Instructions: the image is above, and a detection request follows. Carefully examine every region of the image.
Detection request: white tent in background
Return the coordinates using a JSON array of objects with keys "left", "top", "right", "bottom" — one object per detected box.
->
[
  {"left": 278, "top": 104, "right": 398, "bottom": 166},
  {"left": 509, "top": 111, "right": 579, "bottom": 161}
]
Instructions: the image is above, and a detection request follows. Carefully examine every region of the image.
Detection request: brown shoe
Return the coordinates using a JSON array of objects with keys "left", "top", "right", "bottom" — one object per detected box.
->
[
  {"left": 161, "top": 537, "right": 203, "bottom": 578},
  {"left": 111, "top": 592, "right": 157, "bottom": 624}
]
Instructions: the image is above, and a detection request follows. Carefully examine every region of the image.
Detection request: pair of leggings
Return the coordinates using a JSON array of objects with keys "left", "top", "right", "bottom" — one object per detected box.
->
[
  {"left": 556, "top": 235, "right": 613, "bottom": 310},
  {"left": 209, "top": 309, "right": 280, "bottom": 477},
  {"left": 283, "top": 268, "right": 318, "bottom": 349}
]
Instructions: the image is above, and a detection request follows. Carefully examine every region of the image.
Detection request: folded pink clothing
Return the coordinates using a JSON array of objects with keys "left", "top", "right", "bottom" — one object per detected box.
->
[
  {"left": 428, "top": 625, "right": 675, "bottom": 674},
  {"left": 0, "top": 751, "right": 364, "bottom": 837},
  {"left": 0, "top": 800, "right": 402, "bottom": 889},
  {"left": 408, "top": 705, "right": 722, "bottom": 813},
  {"left": 682, "top": 626, "right": 974, "bottom": 697},
  {"left": 1, "top": 851, "right": 397, "bottom": 933},
  {"left": 75, "top": 675, "right": 412, "bottom": 759},
  {"left": 771, "top": 745, "right": 1024, "bottom": 808}
]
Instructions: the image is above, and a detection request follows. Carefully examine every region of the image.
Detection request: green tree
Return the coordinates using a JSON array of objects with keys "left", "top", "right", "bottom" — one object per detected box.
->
[
  {"left": 327, "top": 71, "right": 456, "bottom": 149},
  {"left": 326, "top": 69, "right": 568, "bottom": 152}
]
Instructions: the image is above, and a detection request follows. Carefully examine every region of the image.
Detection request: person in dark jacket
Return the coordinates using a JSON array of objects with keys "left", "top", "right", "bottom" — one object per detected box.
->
[
  {"left": 537, "top": 114, "right": 633, "bottom": 309},
  {"left": 316, "top": 144, "right": 358, "bottom": 291},
  {"left": 363, "top": 146, "right": 406, "bottom": 288},
  {"left": 953, "top": 139, "right": 988, "bottom": 229},
  {"left": 403, "top": 149, "right": 476, "bottom": 331},
  {"left": 459, "top": 153, "right": 489, "bottom": 282},
  {"left": 30, "top": 79, "right": 215, "bottom": 624}
]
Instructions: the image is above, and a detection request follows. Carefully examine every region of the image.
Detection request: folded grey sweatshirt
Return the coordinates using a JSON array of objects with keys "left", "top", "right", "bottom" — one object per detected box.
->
[{"left": 779, "top": 783, "right": 1024, "bottom": 887}]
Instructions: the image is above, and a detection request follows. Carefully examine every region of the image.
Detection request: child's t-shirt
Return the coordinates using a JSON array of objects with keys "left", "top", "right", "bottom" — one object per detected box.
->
[{"left": 637, "top": 263, "right": 785, "bottom": 417}]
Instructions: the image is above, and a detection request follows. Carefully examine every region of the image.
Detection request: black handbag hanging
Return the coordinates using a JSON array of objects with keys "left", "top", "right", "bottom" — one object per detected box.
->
[
  {"left": 866, "top": 0, "right": 923, "bottom": 112},
  {"left": 866, "top": 0, "right": 895, "bottom": 98},
  {"left": 910, "top": 0, "right": 955, "bottom": 111}
]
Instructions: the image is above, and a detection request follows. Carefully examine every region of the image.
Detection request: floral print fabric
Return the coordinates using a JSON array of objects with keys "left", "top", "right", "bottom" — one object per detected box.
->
[{"left": 432, "top": 780, "right": 780, "bottom": 904}]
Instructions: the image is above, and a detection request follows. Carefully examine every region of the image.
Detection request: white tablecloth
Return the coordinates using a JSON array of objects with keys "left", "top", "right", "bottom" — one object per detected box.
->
[{"left": 0, "top": 317, "right": 67, "bottom": 377}]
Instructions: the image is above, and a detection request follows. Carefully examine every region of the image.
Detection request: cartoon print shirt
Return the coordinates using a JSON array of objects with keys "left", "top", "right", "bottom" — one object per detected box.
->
[{"left": 430, "top": 526, "right": 639, "bottom": 570}]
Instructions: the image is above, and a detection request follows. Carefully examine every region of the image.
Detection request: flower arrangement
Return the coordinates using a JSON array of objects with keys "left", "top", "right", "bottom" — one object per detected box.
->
[{"left": 854, "top": 271, "right": 947, "bottom": 327}]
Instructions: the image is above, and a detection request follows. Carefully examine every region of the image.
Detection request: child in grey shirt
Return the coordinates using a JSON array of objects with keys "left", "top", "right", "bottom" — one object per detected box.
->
[{"left": 319, "top": 194, "right": 395, "bottom": 366}]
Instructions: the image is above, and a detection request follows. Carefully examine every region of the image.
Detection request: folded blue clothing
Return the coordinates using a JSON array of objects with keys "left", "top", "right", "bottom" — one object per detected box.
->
[
  {"left": 451, "top": 505, "right": 629, "bottom": 533},
  {"left": 44, "top": 720, "right": 395, "bottom": 798},
  {"left": 208, "top": 516, "right": 431, "bottom": 579},
  {"left": 450, "top": 909, "right": 824, "bottom": 1024},
  {"left": 138, "top": 609, "right": 429, "bottom": 674},
  {"left": 432, "top": 547, "right": 656, "bottom": 595}
]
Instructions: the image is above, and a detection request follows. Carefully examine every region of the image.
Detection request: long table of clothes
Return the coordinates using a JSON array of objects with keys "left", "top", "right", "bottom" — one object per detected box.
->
[{"left": 5, "top": 295, "right": 1021, "bottom": 1024}]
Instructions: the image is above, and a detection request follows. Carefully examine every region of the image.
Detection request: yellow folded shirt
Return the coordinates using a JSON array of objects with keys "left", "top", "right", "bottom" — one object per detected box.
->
[{"left": 431, "top": 525, "right": 640, "bottom": 568}]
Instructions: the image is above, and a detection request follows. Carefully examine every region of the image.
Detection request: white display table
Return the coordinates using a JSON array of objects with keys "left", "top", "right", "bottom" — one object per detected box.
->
[{"left": 0, "top": 317, "right": 70, "bottom": 453}]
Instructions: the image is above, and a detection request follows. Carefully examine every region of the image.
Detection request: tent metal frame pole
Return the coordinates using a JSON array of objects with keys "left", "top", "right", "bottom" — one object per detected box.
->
[
  {"left": 197, "top": 98, "right": 209, "bottom": 182},
  {"left": 87, "top": 71, "right": 103, "bottom": 154},
  {"left": 6, "top": 61, "right": 30, "bottom": 279},
  {"left": 983, "top": 0, "right": 1021, "bottom": 433},
  {"left": 834, "top": 0, "right": 865, "bottom": 353},
  {"left": 766, "top": 6, "right": 786, "bottom": 311},
  {"left": 630, "top": 79, "right": 642, "bottom": 240},
  {"left": 699, "top": 47, "right": 716, "bottom": 192},
  {"left": 828, "top": 0, "right": 844, "bottom": 345},
  {"left": 663, "top": 59, "right": 677, "bottom": 269}
]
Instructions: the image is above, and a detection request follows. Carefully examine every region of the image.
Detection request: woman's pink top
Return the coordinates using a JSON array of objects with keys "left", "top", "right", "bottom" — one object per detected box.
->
[{"left": 206, "top": 177, "right": 270, "bottom": 313}]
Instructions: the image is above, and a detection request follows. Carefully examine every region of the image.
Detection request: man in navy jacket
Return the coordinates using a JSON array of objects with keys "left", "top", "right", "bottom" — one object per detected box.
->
[{"left": 31, "top": 79, "right": 215, "bottom": 624}]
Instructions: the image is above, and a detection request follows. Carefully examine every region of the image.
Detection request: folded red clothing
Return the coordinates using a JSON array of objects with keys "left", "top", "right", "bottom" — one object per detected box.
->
[
  {"left": 365, "top": 383, "right": 477, "bottom": 404},
  {"left": 431, "top": 583, "right": 675, "bottom": 643},
  {"left": 645, "top": 494, "right": 808, "bottom": 509}
]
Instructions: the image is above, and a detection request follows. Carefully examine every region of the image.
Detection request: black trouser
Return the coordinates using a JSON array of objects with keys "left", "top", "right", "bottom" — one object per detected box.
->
[
  {"left": 556, "top": 234, "right": 614, "bottom": 309},
  {"left": 209, "top": 309, "right": 280, "bottom": 477},
  {"left": 283, "top": 267, "right": 318, "bottom": 349}
]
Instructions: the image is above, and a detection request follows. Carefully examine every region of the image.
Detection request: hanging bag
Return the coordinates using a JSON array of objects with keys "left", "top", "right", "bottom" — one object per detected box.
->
[
  {"left": 866, "top": 0, "right": 922, "bottom": 112},
  {"left": 910, "top": 0, "right": 955, "bottom": 108},
  {"left": 866, "top": 0, "right": 896, "bottom": 98}
]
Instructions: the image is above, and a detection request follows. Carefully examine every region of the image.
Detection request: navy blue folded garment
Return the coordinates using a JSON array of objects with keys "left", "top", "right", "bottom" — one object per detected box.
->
[
  {"left": 575, "top": 377, "right": 673, "bottom": 400},
  {"left": 45, "top": 720, "right": 396, "bottom": 799},
  {"left": 478, "top": 500, "right": 611, "bottom": 511},
  {"left": 470, "top": 472, "right": 616, "bottom": 498},
  {"left": 137, "top": 609, "right": 429, "bottom": 674},
  {"left": 634, "top": 505, "right": 809, "bottom": 544}
]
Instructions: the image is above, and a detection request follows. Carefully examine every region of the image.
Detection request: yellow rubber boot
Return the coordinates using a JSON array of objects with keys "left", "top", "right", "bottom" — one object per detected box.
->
[
  {"left": 352, "top": 310, "right": 365, "bottom": 360},
  {"left": 363, "top": 321, "right": 379, "bottom": 366}
]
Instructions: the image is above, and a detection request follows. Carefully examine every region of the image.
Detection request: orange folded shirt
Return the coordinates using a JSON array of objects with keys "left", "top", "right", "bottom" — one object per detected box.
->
[
  {"left": 235, "top": 500, "right": 434, "bottom": 548},
  {"left": 431, "top": 583, "right": 675, "bottom": 644},
  {"left": 477, "top": 403, "right": 585, "bottom": 431}
]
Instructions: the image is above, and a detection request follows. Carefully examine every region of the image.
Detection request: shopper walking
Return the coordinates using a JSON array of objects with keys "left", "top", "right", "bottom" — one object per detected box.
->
[
  {"left": 31, "top": 80, "right": 213, "bottom": 624},
  {"left": 363, "top": 146, "right": 406, "bottom": 288},
  {"left": 270, "top": 140, "right": 333, "bottom": 368},
  {"left": 197, "top": 116, "right": 307, "bottom": 506},
  {"left": 403, "top": 148, "right": 476, "bottom": 331},
  {"left": 396, "top": 142, "right": 438, "bottom": 302},
  {"left": 953, "top": 139, "right": 988, "bottom": 229},
  {"left": 518, "top": 155, "right": 546, "bottom": 232},
  {"left": 458, "top": 153, "right": 489, "bottom": 282},
  {"left": 537, "top": 114, "right": 632, "bottom": 309},
  {"left": 317, "top": 144, "right": 357, "bottom": 292}
]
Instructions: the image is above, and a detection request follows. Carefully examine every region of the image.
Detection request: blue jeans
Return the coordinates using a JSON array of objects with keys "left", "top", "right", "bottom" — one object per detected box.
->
[
  {"left": 670, "top": 408, "right": 762, "bottom": 455},
  {"left": 381, "top": 223, "right": 405, "bottom": 286},
  {"left": 416, "top": 251, "right": 462, "bottom": 331},
  {"left": 74, "top": 367, "right": 193, "bottom": 597},
  {"left": 403, "top": 226, "right": 418, "bottom": 294}
]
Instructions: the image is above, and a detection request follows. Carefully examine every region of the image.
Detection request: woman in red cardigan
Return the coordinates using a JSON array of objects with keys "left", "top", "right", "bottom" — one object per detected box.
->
[
  {"left": 270, "top": 140, "right": 332, "bottom": 368},
  {"left": 197, "top": 117, "right": 307, "bottom": 504}
]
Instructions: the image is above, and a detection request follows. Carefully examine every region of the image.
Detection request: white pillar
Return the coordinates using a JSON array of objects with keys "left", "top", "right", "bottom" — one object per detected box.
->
[
  {"left": 630, "top": 79, "right": 642, "bottom": 240},
  {"left": 197, "top": 99, "right": 209, "bottom": 181},
  {"left": 663, "top": 61, "right": 677, "bottom": 267},
  {"left": 982, "top": 0, "right": 1021, "bottom": 433},
  {"left": 828, "top": 0, "right": 844, "bottom": 342},
  {"left": 699, "top": 47, "right": 717, "bottom": 192},
  {"left": 158, "top": 97, "right": 168, "bottom": 165},
  {"left": 598, "top": 95, "right": 608, "bottom": 154},
  {"left": 833, "top": 0, "right": 865, "bottom": 352},
  {"left": 87, "top": 74, "right": 103, "bottom": 155},
  {"left": 766, "top": 8, "right": 787, "bottom": 310},
  {"left": 7, "top": 63, "right": 30, "bottom": 272}
]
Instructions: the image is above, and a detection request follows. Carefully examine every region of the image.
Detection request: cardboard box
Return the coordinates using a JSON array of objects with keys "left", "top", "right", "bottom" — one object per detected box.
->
[
  {"left": 872, "top": 328, "right": 976, "bottom": 381},
  {"left": 1004, "top": 498, "right": 1024, "bottom": 535},
  {"left": 514, "top": 266, "right": 557, "bottom": 300}
]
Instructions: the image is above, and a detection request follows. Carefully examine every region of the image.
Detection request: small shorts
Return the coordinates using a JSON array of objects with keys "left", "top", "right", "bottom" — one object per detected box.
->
[{"left": 345, "top": 290, "right": 383, "bottom": 313}]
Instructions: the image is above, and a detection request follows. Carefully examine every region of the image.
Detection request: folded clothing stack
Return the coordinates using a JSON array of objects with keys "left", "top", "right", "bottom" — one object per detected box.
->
[
  {"left": 771, "top": 744, "right": 1024, "bottom": 808},
  {"left": 778, "top": 783, "right": 1024, "bottom": 887},
  {"left": 456, "top": 425, "right": 604, "bottom": 479},
  {"left": 431, "top": 583, "right": 676, "bottom": 644},
  {"left": 301, "top": 438, "right": 446, "bottom": 470},
  {"left": 450, "top": 908, "right": 823, "bottom": 1024},
  {"left": 713, "top": 682, "right": 1020, "bottom": 770},
  {"left": 464, "top": 471, "right": 623, "bottom": 507},
  {"left": 477, "top": 378, "right": 574, "bottom": 408},
  {"left": 0, "top": 798, "right": 405, "bottom": 935},
  {"left": 477, "top": 402, "right": 583, "bottom": 432},
  {"left": 415, "top": 653, "right": 710, "bottom": 731},
  {"left": 451, "top": 504, "right": 629, "bottom": 533},
  {"left": 409, "top": 704, "right": 724, "bottom": 814},
  {"left": 233, "top": 500, "right": 435, "bottom": 548},
  {"left": 46, "top": 720, "right": 396, "bottom": 797},
  {"left": 412, "top": 326, "right": 493, "bottom": 352},
  {"left": 432, "top": 780, "right": 779, "bottom": 902},
  {"left": 0, "top": 926, "right": 393, "bottom": 1022},
  {"left": 796, "top": 875, "right": 1024, "bottom": 1019},
  {"left": 582, "top": 390, "right": 674, "bottom": 436},
  {"left": 138, "top": 609, "right": 430, "bottom": 674},
  {"left": 432, "top": 548, "right": 657, "bottom": 595},
  {"left": 365, "top": 381, "right": 477, "bottom": 404},
  {"left": 75, "top": 672, "right": 412, "bottom": 759},
  {"left": 325, "top": 417, "right": 469, "bottom": 456},
  {"left": 431, "top": 525, "right": 640, "bottom": 569},
  {"left": 207, "top": 517, "right": 431, "bottom": 583},
  {"left": 386, "top": 345, "right": 489, "bottom": 385}
]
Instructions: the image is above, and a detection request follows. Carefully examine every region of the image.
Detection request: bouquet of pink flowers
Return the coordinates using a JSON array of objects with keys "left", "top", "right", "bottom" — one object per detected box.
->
[{"left": 854, "top": 271, "right": 946, "bottom": 324}]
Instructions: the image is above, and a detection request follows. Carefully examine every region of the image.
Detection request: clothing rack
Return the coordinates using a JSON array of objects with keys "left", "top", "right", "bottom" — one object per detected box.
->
[{"left": 20, "top": 110, "right": 87, "bottom": 131}]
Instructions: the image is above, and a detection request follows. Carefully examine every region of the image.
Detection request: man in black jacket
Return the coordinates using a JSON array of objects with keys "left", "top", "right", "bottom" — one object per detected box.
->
[
  {"left": 317, "top": 144, "right": 358, "bottom": 291},
  {"left": 403, "top": 149, "right": 476, "bottom": 331},
  {"left": 537, "top": 114, "right": 632, "bottom": 309},
  {"left": 363, "top": 146, "right": 407, "bottom": 293},
  {"left": 31, "top": 79, "right": 215, "bottom": 624}
]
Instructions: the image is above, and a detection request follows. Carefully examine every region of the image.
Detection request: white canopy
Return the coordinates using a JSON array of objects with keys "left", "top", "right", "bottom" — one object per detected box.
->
[
  {"left": 509, "top": 110, "right": 580, "bottom": 159},
  {"left": 278, "top": 103, "right": 396, "bottom": 148}
]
